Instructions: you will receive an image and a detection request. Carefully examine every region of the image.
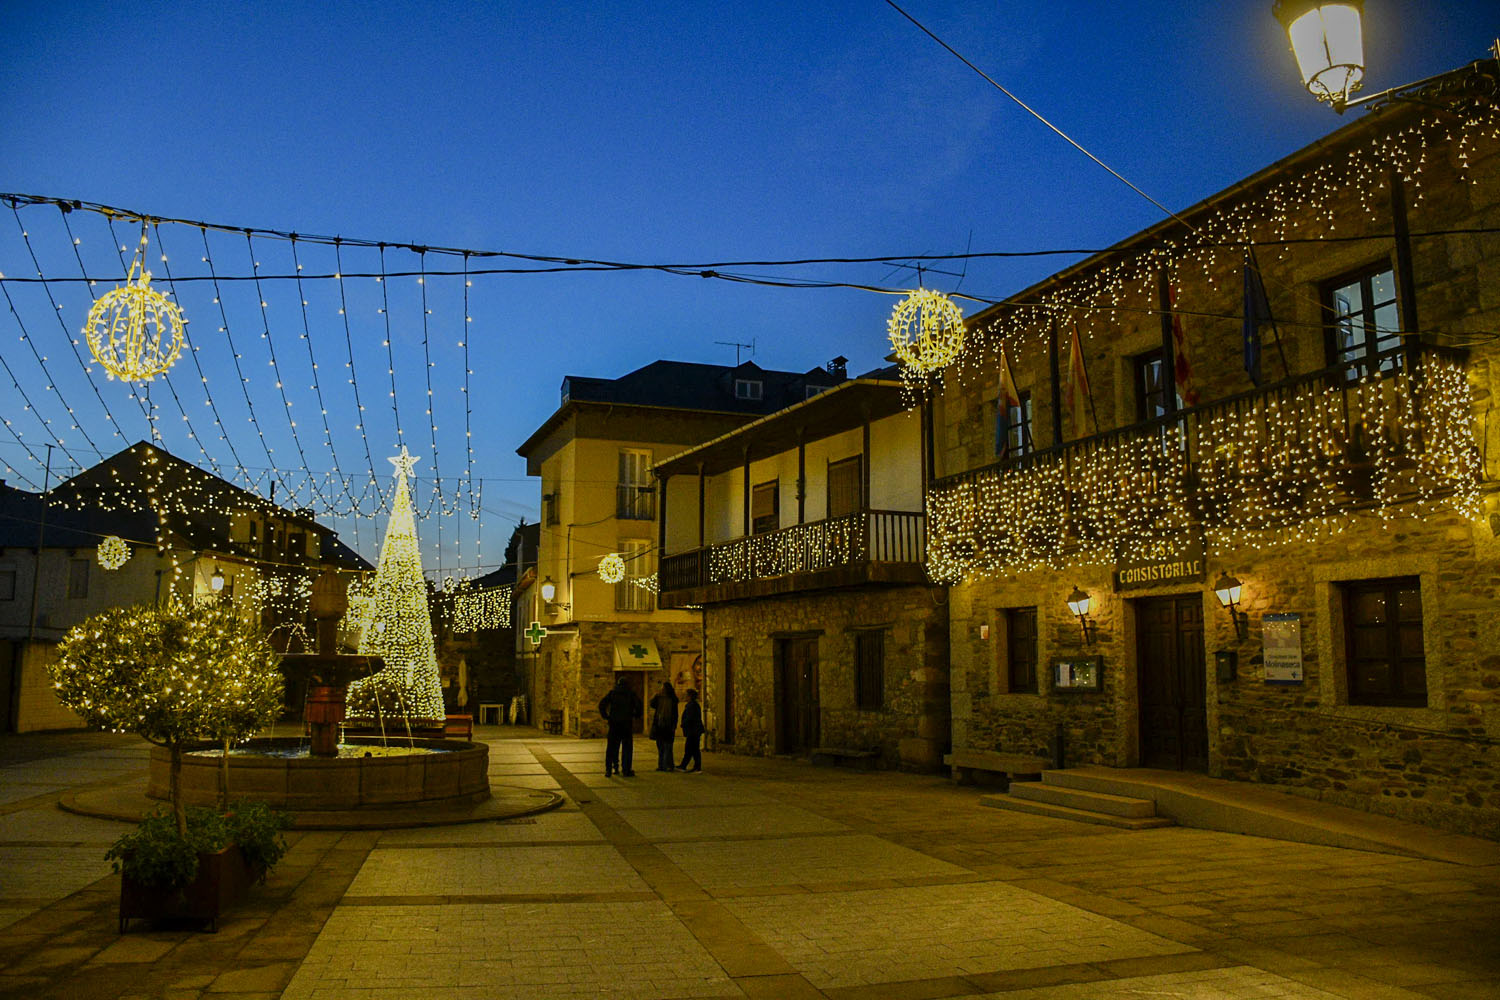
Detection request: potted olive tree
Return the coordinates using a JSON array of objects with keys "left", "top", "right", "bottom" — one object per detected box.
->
[{"left": 49, "top": 601, "right": 289, "bottom": 931}]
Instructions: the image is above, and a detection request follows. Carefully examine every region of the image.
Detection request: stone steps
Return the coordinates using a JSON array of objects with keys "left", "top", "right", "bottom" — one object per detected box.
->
[
  {"left": 979, "top": 769, "right": 1174, "bottom": 830},
  {"left": 979, "top": 791, "right": 1175, "bottom": 829},
  {"left": 1009, "top": 780, "right": 1159, "bottom": 818}
]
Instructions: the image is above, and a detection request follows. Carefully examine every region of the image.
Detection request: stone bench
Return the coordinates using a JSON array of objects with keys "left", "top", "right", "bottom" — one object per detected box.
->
[
  {"left": 810, "top": 747, "right": 880, "bottom": 771},
  {"left": 944, "top": 748, "right": 1052, "bottom": 786}
]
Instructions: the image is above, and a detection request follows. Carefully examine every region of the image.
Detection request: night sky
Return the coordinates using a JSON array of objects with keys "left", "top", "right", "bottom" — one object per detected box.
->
[{"left": 1, "top": 1, "right": 1494, "bottom": 572}]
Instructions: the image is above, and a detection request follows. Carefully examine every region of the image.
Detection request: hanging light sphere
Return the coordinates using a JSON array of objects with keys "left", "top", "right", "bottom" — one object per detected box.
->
[
  {"left": 598, "top": 553, "right": 626, "bottom": 585},
  {"left": 1274, "top": 0, "right": 1365, "bottom": 110},
  {"left": 82, "top": 270, "right": 186, "bottom": 381},
  {"left": 888, "top": 288, "right": 966, "bottom": 375},
  {"left": 96, "top": 535, "right": 131, "bottom": 571}
]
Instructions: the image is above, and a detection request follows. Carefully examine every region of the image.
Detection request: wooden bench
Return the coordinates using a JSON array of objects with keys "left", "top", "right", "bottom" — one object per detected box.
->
[
  {"left": 943, "top": 748, "right": 1052, "bottom": 786},
  {"left": 810, "top": 747, "right": 880, "bottom": 771},
  {"left": 444, "top": 714, "right": 473, "bottom": 740},
  {"left": 541, "top": 709, "right": 564, "bottom": 734}
]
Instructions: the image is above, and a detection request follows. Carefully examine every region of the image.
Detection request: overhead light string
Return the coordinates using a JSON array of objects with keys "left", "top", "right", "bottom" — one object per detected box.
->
[
  {"left": 332, "top": 238, "right": 381, "bottom": 519},
  {"left": 199, "top": 225, "right": 288, "bottom": 501},
  {"left": 149, "top": 220, "right": 248, "bottom": 479},
  {"left": 462, "top": 251, "right": 481, "bottom": 572},
  {"left": 101, "top": 216, "right": 167, "bottom": 432},
  {"left": 290, "top": 234, "right": 358, "bottom": 516},
  {"left": 376, "top": 244, "right": 406, "bottom": 516},
  {"left": 415, "top": 248, "right": 446, "bottom": 573}
]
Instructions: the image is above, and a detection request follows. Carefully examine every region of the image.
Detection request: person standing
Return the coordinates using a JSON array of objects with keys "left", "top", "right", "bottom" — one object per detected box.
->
[
  {"left": 677, "top": 689, "right": 704, "bottom": 772},
  {"left": 649, "top": 680, "right": 678, "bottom": 772},
  {"left": 598, "top": 676, "right": 642, "bottom": 777}
]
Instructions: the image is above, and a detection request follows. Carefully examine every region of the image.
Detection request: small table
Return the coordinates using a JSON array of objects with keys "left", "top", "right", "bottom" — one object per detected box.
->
[{"left": 478, "top": 702, "right": 504, "bottom": 725}]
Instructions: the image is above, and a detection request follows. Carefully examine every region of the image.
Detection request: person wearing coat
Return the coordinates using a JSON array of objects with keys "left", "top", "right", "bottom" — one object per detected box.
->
[
  {"left": 649, "top": 680, "right": 679, "bottom": 772},
  {"left": 677, "top": 689, "right": 704, "bottom": 772},
  {"left": 598, "top": 676, "right": 642, "bottom": 777}
]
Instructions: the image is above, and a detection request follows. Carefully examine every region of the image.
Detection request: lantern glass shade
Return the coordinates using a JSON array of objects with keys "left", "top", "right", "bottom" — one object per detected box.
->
[
  {"left": 1066, "top": 587, "right": 1092, "bottom": 618},
  {"left": 210, "top": 567, "right": 225, "bottom": 592},
  {"left": 1214, "top": 573, "right": 1243, "bottom": 608},
  {"left": 1279, "top": 1, "right": 1364, "bottom": 106},
  {"left": 540, "top": 577, "right": 557, "bottom": 602}
]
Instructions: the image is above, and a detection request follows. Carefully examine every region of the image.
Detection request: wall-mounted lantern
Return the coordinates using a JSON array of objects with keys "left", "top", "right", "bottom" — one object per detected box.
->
[
  {"left": 1274, "top": 0, "right": 1365, "bottom": 111},
  {"left": 1066, "top": 586, "right": 1096, "bottom": 644},
  {"left": 1213, "top": 571, "right": 1249, "bottom": 639},
  {"left": 210, "top": 566, "right": 225, "bottom": 593}
]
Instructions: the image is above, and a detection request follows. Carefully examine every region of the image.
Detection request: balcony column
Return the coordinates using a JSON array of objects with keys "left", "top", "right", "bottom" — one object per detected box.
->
[
  {"left": 796, "top": 429, "right": 806, "bottom": 524},
  {"left": 861, "top": 404, "right": 872, "bottom": 508},
  {"left": 1389, "top": 167, "right": 1420, "bottom": 340},
  {"left": 696, "top": 463, "right": 705, "bottom": 549},
  {"left": 657, "top": 474, "right": 669, "bottom": 554},
  {"left": 1049, "top": 317, "right": 1063, "bottom": 446},
  {"left": 1157, "top": 269, "right": 1178, "bottom": 418},
  {"left": 741, "top": 447, "right": 751, "bottom": 538}
]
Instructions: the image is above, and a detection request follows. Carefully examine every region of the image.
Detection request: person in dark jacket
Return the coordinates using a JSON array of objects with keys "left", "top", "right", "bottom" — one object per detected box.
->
[
  {"left": 598, "top": 676, "right": 642, "bottom": 777},
  {"left": 677, "top": 689, "right": 704, "bottom": 772},
  {"left": 649, "top": 680, "right": 678, "bottom": 771}
]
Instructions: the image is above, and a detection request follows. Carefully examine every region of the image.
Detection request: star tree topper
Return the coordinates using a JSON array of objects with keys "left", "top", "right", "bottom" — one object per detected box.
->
[{"left": 389, "top": 445, "right": 420, "bottom": 481}]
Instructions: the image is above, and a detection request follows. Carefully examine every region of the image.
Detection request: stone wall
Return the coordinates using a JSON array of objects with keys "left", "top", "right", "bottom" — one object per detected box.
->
[
  {"left": 938, "top": 115, "right": 1500, "bottom": 838},
  {"left": 703, "top": 585, "right": 949, "bottom": 770},
  {"left": 568, "top": 620, "right": 702, "bottom": 739}
]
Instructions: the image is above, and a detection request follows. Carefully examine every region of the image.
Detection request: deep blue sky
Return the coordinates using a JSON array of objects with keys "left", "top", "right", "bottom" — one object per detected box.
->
[{"left": 2, "top": 1, "right": 1495, "bottom": 572}]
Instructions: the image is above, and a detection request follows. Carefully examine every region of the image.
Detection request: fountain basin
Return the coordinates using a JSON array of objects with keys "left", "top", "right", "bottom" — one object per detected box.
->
[{"left": 148, "top": 737, "right": 490, "bottom": 811}]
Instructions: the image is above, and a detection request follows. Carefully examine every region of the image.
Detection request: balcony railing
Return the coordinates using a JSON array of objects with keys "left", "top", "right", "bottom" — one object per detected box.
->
[
  {"left": 660, "top": 509, "right": 925, "bottom": 592},
  {"left": 926, "top": 343, "right": 1478, "bottom": 582},
  {"left": 616, "top": 484, "right": 657, "bottom": 521}
]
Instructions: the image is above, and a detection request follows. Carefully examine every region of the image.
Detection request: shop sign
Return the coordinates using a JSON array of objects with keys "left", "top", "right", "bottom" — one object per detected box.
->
[
  {"left": 1263, "top": 612, "right": 1303, "bottom": 684},
  {"left": 1113, "top": 539, "right": 1206, "bottom": 591}
]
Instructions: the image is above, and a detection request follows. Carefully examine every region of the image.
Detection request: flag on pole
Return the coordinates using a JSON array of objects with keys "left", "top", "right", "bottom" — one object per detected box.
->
[
  {"left": 1168, "top": 283, "right": 1199, "bottom": 407},
  {"left": 996, "top": 343, "right": 1021, "bottom": 458},
  {"left": 1242, "top": 254, "right": 1272, "bottom": 387},
  {"left": 1067, "top": 324, "right": 1093, "bottom": 438}
]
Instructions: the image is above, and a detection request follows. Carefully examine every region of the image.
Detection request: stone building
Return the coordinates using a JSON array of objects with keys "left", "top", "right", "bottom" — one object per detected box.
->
[
  {"left": 0, "top": 441, "right": 369, "bottom": 732},
  {"left": 928, "top": 66, "right": 1500, "bottom": 837},
  {"left": 516, "top": 358, "right": 843, "bottom": 737},
  {"left": 656, "top": 371, "right": 949, "bottom": 770}
]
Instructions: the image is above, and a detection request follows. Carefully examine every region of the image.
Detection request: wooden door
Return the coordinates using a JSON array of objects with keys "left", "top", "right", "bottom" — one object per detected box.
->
[
  {"left": 1136, "top": 595, "right": 1207, "bottom": 771},
  {"left": 776, "top": 636, "right": 819, "bottom": 754}
]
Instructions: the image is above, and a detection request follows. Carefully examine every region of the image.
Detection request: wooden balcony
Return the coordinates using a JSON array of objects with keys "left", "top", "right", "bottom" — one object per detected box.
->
[
  {"left": 658, "top": 509, "right": 927, "bottom": 608},
  {"left": 926, "top": 343, "right": 1478, "bottom": 582}
]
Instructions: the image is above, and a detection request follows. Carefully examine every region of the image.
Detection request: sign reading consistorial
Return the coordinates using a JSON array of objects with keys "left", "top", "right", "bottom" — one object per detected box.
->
[{"left": 1113, "top": 539, "right": 1206, "bottom": 591}]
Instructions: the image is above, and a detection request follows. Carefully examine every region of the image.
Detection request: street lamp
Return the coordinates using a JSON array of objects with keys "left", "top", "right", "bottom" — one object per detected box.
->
[
  {"left": 540, "top": 576, "right": 556, "bottom": 602},
  {"left": 1066, "top": 586, "right": 1096, "bottom": 644},
  {"left": 1274, "top": 1, "right": 1365, "bottom": 111},
  {"left": 210, "top": 566, "right": 225, "bottom": 593},
  {"left": 1213, "top": 572, "right": 1249, "bottom": 640}
]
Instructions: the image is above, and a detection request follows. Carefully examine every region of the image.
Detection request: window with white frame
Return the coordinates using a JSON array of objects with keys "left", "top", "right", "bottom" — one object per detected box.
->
[
  {"left": 615, "top": 539, "right": 654, "bottom": 612},
  {"left": 617, "top": 449, "right": 655, "bottom": 520},
  {"left": 734, "top": 379, "right": 763, "bottom": 400}
]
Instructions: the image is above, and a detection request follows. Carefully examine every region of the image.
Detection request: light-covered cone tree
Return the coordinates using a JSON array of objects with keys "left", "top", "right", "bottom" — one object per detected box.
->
[
  {"left": 346, "top": 447, "right": 445, "bottom": 723},
  {"left": 49, "top": 601, "right": 283, "bottom": 833}
]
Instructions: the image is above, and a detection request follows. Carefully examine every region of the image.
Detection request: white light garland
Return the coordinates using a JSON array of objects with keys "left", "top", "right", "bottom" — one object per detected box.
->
[
  {"left": 889, "top": 288, "right": 965, "bottom": 377},
  {"left": 597, "top": 552, "right": 626, "bottom": 584},
  {"left": 96, "top": 535, "right": 130, "bottom": 571},
  {"left": 81, "top": 231, "right": 186, "bottom": 382}
]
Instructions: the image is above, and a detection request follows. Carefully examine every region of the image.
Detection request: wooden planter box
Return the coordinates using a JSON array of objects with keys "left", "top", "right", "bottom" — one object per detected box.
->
[{"left": 119, "top": 844, "right": 261, "bottom": 933}]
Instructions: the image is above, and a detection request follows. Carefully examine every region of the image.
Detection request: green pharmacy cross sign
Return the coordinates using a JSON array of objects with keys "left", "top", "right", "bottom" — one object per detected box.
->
[
  {"left": 525, "top": 621, "right": 548, "bottom": 647},
  {"left": 627, "top": 643, "right": 649, "bottom": 660}
]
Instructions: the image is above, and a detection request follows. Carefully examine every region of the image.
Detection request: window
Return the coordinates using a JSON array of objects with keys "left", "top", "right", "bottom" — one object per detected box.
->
[
  {"left": 0, "top": 567, "right": 15, "bottom": 601},
  {"left": 68, "top": 558, "right": 89, "bottom": 599},
  {"left": 615, "top": 538, "right": 654, "bottom": 612},
  {"left": 543, "top": 490, "right": 559, "bottom": 526},
  {"left": 1133, "top": 350, "right": 1183, "bottom": 422},
  {"left": 734, "top": 379, "right": 763, "bottom": 400},
  {"left": 1005, "top": 607, "right": 1038, "bottom": 693},
  {"left": 1344, "top": 576, "right": 1425, "bottom": 706},
  {"left": 854, "top": 630, "right": 885, "bottom": 710},
  {"left": 827, "top": 456, "right": 863, "bottom": 519},
  {"left": 617, "top": 449, "right": 655, "bottom": 520},
  {"left": 997, "top": 391, "right": 1033, "bottom": 459},
  {"left": 751, "top": 480, "right": 779, "bottom": 534},
  {"left": 1323, "top": 263, "right": 1400, "bottom": 379},
  {"left": 805, "top": 384, "right": 828, "bottom": 400}
]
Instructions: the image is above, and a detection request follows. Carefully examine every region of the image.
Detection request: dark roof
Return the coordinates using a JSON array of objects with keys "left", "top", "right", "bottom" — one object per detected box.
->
[
  {"left": 320, "top": 531, "right": 374, "bottom": 572},
  {"left": 0, "top": 482, "right": 153, "bottom": 550},
  {"left": 473, "top": 521, "right": 540, "bottom": 588},
  {"left": 561, "top": 359, "right": 838, "bottom": 413}
]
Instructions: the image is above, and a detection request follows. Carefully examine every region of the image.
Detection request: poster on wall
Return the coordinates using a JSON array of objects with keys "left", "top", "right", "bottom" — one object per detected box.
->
[
  {"left": 671, "top": 651, "right": 703, "bottom": 696},
  {"left": 1262, "top": 612, "right": 1303, "bottom": 684}
]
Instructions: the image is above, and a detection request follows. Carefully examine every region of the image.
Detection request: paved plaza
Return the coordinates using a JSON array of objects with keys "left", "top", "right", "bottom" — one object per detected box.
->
[{"left": 1, "top": 729, "right": 1497, "bottom": 1000}]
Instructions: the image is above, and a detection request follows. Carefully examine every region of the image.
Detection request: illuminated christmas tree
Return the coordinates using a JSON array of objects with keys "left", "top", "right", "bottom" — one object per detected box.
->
[{"left": 346, "top": 447, "right": 445, "bottom": 722}]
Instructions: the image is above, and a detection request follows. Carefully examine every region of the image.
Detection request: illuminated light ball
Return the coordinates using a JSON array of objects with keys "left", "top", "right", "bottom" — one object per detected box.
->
[
  {"left": 97, "top": 535, "right": 131, "bottom": 571},
  {"left": 82, "top": 269, "right": 186, "bottom": 381},
  {"left": 598, "top": 553, "right": 626, "bottom": 585},
  {"left": 888, "top": 289, "right": 965, "bottom": 375}
]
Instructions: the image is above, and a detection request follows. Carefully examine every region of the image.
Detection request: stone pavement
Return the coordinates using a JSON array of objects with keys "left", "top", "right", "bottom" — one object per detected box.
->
[{"left": 0, "top": 728, "right": 1496, "bottom": 1000}]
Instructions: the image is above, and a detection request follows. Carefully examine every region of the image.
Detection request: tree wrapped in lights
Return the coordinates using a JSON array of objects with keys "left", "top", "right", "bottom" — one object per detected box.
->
[
  {"left": 346, "top": 448, "right": 445, "bottom": 723},
  {"left": 49, "top": 602, "right": 282, "bottom": 833}
]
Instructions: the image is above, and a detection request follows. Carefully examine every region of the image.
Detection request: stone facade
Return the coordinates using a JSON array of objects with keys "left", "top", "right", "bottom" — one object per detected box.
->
[
  {"left": 937, "top": 92, "right": 1500, "bottom": 837},
  {"left": 536, "top": 620, "right": 702, "bottom": 739},
  {"left": 702, "top": 585, "right": 949, "bottom": 770}
]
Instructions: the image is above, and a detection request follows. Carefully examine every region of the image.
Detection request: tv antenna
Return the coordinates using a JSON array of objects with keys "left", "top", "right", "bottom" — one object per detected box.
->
[{"left": 715, "top": 339, "right": 756, "bottom": 365}]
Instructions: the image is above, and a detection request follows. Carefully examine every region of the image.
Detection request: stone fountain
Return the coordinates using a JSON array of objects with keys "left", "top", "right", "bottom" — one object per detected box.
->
[{"left": 146, "top": 571, "right": 490, "bottom": 812}]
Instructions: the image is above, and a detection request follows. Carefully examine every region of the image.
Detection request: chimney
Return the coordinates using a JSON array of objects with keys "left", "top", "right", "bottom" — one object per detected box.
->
[{"left": 829, "top": 355, "right": 848, "bottom": 381}]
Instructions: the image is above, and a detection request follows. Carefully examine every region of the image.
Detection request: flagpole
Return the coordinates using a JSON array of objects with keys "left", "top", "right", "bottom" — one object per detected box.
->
[{"left": 1246, "top": 247, "right": 1290, "bottom": 380}]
